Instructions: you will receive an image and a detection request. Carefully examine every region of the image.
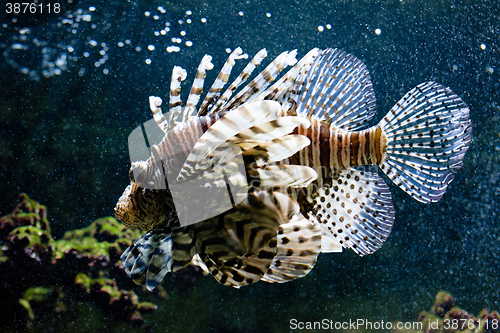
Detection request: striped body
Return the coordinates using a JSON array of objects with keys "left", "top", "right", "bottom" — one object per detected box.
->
[
  {"left": 115, "top": 47, "right": 471, "bottom": 290},
  {"left": 292, "top": 120, "right": 387, "bottom": 189}
]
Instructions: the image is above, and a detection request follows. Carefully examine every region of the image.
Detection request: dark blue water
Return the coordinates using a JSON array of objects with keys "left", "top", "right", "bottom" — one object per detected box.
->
[{"left": 1, "top": 1, "right": 498, "bottom": 332}]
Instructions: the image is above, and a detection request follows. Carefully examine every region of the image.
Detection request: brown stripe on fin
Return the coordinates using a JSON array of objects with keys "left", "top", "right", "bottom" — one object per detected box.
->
[
  {"left": 253, "top": 165, "right": 317, "bottom": 189},
  {"left": 176, "top": 100, "right": 283, "bottom": 182},
  {"left": 149, "top": 96, "right": 169, "bottom": 134},
  {"left": 195, "top": 190, "right": 300, "bottom": 288},
  {"left": 242, "top": 134, "right": 311, "bottom": 167},
  {"left": 168, "top": 66, "right": 187, "bottom": 128},
  {"left": 221, "top": 50, "right": 298, "bottom": 112},
  {"left": 210, "top": 49, "right": 268, "bottom": 114},
  {"left": 183, "top": 55, "right": 214, "bottom": 121},
  {"left": 199, "top": 48, "right": 249, "bottom": 116}
]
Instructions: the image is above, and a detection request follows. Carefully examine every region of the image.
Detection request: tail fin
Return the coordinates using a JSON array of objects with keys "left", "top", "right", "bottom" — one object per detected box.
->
[{"left": 378, "top": 82, "right": 471, "bottom": 203}]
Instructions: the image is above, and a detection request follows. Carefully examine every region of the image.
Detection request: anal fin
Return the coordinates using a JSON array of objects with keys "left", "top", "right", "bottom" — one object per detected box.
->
[
  {"left": 261, "top": 212, "right": 322, "bottom": 283},
  {"left": 312, "top": 168, "right": 395, "bottom": 256}
]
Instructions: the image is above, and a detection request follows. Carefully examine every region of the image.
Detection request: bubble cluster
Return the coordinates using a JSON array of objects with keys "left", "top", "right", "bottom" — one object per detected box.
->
[{"left": 1, "top": 2, "right": 206, "bottom": 80}]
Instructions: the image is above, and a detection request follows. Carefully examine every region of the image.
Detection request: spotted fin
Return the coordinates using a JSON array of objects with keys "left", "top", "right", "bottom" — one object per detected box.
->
[
  {"left": 121, "top": 231, "right": 174, "bottom": 291},
  {"left": 378, "top": 82, "right": 472, "bottom": 203},
  {"left": 294, "top": 48, "right": 376, "bottom": 130},
  {"left": 195, "top": 190, "right": 299, "bottom": 288},
  {"left": 261, "top": 212, "right": 322, "bottom": 283},
  {"left": 313, "top": 168, "right": 395, "bottom": 256}
]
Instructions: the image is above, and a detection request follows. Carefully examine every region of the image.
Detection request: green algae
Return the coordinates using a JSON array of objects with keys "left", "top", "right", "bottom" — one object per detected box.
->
[{"left": 0, "top": 194, "right": 158, "bottom": 331}]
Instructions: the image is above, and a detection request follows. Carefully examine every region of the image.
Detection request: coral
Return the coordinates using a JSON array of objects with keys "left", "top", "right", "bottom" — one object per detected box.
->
[
  {"left": 0, "top": 193, "right": 158, "bottom": 331},
  {"left": 393, "top": 291, "right": 500, "bottom": 333}
]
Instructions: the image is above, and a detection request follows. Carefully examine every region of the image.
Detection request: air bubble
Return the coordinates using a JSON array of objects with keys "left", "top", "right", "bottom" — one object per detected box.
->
[{"left": 166, "top": 46, "right": 180, "bottom": 53}]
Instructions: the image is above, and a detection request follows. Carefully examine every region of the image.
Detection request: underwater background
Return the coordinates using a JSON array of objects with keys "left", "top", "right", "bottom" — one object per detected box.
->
[{"left": 0, "top": 0, "right": 498, "bottom": 332}]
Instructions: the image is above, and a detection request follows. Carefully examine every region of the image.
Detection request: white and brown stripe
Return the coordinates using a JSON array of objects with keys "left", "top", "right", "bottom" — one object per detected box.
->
[
  {"left": 221, "top": 50, "right": 298, "bottom": 112},
  {"left": 168, "top": 66, "right": 187, "bottom": 127},
  {"left": 209, "top": 49, "right": 268, "bottom": 114},
  {"left": 290, "top": 119, "right": 388, "bottom": 190},
  {"left": 198, "top": 48, "right": 248, "bottom": 115},
  {"left": 183, "top": 55, "right": 214, "bottom": 121}
]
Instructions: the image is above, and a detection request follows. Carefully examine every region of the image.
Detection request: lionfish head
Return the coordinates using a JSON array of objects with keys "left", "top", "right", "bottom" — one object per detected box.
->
[{"left": 114, "top": 182, "right": 173, "bottom": 231}]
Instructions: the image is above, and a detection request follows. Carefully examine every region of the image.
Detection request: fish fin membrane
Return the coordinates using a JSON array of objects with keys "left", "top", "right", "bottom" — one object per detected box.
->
[
  {"left": 240, "top": 134, "right": 310, "bottom": 165},
  {"left": 218, "top": 50, "right": 298, "bottom": 113},
  {"left": 261, "top": 48, "right": 320, "bottom": 107},
  {"left": 378, "top": 82, "right": 472, "bottom": 203},
  {"left": 208, "top": 49, "right": 268, "bottom": 115},
  {"left": 198, "top": 48, "right": 246, "bottom": 115},
  {"left": 313, "top": 168, "right": 395, "bottom": 256},
  {"left": 252, "top": 165, "right": 317, "bottom": 189},
  {"left": 195, "top": 190, "right": 299, "bottom": 287},
  {"left": 261, "top": 212, "right": 322, "bottom": 283},
  {"left": 293, "top": 48, "right": 377, "bottom": 131},
  {"left": 177, "top": 100, "right": 311, "bottom": 182},
  {"left": 213, "top": 117, "right": 311, "bottom": 168},
  {"left": 121, "top": 231, "right": 173, "bottom": 291},
  {"left": 305, "top": 215, "right": 343, "bottom": 253}
]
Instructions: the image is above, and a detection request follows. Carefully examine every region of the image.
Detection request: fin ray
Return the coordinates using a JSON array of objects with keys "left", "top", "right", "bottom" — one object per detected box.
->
[
  {"left": 261, "top": 212, "right": 322, "bottom": 283},
  {"left": 313, "top": 168, "right": 395, "bottom": 256},
  {"left": 378, "top": 82, "right": 472, "bottom": 203}
]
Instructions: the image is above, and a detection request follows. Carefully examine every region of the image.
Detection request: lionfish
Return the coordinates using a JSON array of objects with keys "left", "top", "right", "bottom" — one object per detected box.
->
[{"left": 115, "top": 47, "right": 471, "bottom": 290}]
